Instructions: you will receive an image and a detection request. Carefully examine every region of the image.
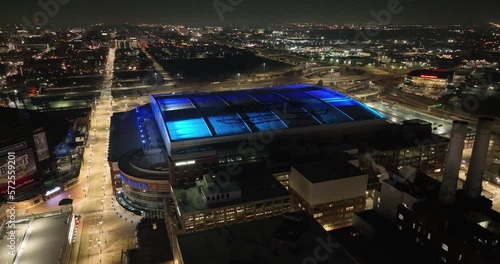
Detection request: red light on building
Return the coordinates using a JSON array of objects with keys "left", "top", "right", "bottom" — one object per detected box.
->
[{"left": 420, "top": 75, "right": 438, "bottom": 79}]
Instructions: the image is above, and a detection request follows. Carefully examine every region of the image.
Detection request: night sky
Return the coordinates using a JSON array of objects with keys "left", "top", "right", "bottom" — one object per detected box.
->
[{"left": 1, "top": 0, "right": 499, "bottom": 26}]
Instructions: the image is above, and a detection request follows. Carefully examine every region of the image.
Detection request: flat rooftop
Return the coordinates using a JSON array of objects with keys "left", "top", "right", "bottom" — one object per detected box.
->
[
  {"left": 413, "top": 190, "right": 500, "bottom": 237},
  {"left": 151, "top": 84, "right": 385, "bottom": 142},
  {"left": 362, "top": 133, "right": 448, "bottom": 151},
  {"left": 13, "top": 213, "right": 71, "bottom": 264},
  {"left": 110, "top": 104, "right": 169, "bottom": 180},
  {"left": 118, "top": 149, "right": 169, "bottom": 180},
  {"left": 109, "top": 106, "right": 144, "bottom": 162},
  {"left": 127, "top": 220, "right": 174, "bottom": 264},
  {"left": 332, "top": 210, "right": 437, "bottom": 264},
  {"left": 177, "top": 211, "right": 358, "bottom": 264},
  {"left": 384, "top": 171, "right": 441, "bottom": 199},
  {"left": 172, "top": 167, "right": 290, "bottom": 214},
  {"left": 293, "top": 160, "right": 365, "bottom": 183}
]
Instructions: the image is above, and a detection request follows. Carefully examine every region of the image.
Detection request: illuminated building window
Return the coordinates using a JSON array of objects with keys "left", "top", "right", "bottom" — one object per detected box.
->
[{"left": 398, "top": 213, "right": 404, "bottom": 220}]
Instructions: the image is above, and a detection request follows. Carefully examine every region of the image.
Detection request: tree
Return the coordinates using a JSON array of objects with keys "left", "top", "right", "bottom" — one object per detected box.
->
[{"left": 317, "top": 80, "right": 324, "bottom": 86}]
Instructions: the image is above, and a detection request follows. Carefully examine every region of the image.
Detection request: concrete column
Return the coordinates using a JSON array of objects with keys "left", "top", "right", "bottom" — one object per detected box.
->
[
  {"left": 438, "top": 120, "right": 468, "bottom": 205},
  {"left": 464, "top": 117, "right": 495, "bottom": 199}
]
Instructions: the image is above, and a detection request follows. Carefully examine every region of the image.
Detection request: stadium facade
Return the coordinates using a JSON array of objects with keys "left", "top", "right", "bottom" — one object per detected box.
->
[
  {"left": 402, "top": 69, "right": 454, "bottom": 98},
  {"left": 108, "top": 84, "right": 448, "bottom": 224}
]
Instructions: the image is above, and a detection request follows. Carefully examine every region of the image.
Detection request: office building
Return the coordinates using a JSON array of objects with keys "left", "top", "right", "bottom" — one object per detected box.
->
[
  {"left": 289, "top": 160, "right": 368, "bottom": 231},
  {"left": 335, "top": 119, "right": 500, "bottom": 264},
  {"left": 171, "top": 211, "right": 360, "bottom": 264},
  {"left": 167, "top": 166, "right": 291, "bottom": 234}
]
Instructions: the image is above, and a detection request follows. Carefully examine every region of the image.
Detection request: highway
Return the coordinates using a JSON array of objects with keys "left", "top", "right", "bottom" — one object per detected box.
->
[
  {"left": 380, "top": 84, "right": 500, "bottom": 132},
  {"left": 368, "top": 81, "right": 500, "bottom": 213},
  {"left": 366, "top": 101, "right": 453, "bottom": 135}
]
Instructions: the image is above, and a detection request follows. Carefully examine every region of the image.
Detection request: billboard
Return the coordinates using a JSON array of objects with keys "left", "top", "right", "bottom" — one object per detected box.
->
[
  {"left": 0, "top": 143, "right": 38, "bottom": 193},
  {"left": 33, "top": 131, "right": 50, "bottom": 161}
]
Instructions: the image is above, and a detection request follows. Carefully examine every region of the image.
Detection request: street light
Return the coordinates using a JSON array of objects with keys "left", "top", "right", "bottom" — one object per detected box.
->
[
  {"left": 237, "top": 73, "right": 241, "bottom": 85},
  {"left": 263, "top": 63, "right": 266, "bottom": 73}
]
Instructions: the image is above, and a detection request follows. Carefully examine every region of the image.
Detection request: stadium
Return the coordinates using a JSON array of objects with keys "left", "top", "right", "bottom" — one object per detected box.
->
[
  {"left": 402, "top": 69, "right": 454, "bottom": 98},
  {"left": 108, "top": 84, "right": 391, "bottom": 212}
]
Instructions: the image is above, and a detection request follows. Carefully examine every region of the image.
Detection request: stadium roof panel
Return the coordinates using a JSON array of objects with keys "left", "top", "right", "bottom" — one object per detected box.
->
[{"left": 151, "top": 84, "right": 385, "bottom": 142}]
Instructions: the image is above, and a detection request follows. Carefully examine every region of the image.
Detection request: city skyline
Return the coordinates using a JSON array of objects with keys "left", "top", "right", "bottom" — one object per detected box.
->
[
  {"left": 0, "top": 2, "right": 499, "bottom": 263},
  {"left": 0, "top": 0, "right": 499, "bottom": 27}
]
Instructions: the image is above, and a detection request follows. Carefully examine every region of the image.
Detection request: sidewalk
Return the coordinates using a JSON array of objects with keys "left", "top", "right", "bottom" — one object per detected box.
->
[{"left": 25, "top": 182, "right": 86, "bottom": 215}]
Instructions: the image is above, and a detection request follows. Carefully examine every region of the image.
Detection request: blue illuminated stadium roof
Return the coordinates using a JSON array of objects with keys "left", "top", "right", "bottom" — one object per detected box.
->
[{"left": 151, "top": 84, "right": 384, "bottom": 142}]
